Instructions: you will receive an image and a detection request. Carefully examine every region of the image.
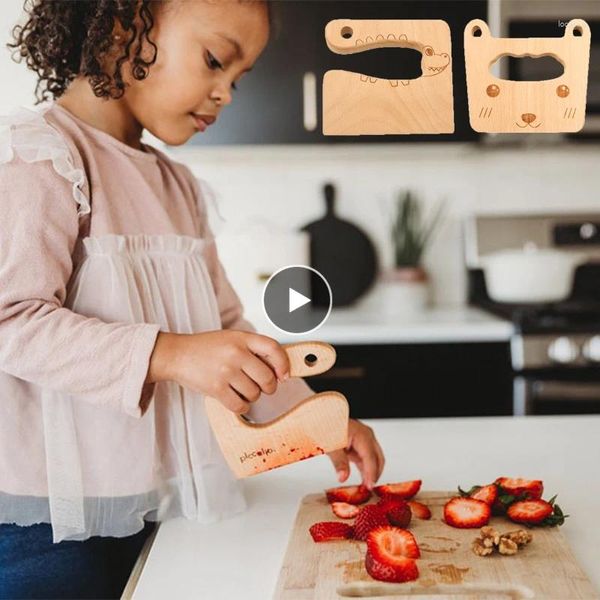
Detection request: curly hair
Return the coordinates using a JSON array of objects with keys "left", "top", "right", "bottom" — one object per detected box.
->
[{"left": 8, "top": 0, "right": 274, "bottom": 104}]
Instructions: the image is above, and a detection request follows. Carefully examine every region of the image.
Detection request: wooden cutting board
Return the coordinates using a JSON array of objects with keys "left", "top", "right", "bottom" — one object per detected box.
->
[{"left": 274, "top": 491, "right": 598, "bottom": 599}]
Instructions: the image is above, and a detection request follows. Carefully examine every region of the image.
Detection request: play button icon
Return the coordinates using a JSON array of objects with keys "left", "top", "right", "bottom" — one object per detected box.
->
[
  {"left": 263, "top": 265, "right": 332, "bottom": 335},
  {"left": 289, "top": 288, "right": 311, "bottom": 313}
]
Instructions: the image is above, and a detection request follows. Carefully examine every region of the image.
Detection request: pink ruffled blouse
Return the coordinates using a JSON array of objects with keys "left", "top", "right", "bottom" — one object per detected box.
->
[{"left": 0, "top": 103, "right": 312, "bottom": 542}]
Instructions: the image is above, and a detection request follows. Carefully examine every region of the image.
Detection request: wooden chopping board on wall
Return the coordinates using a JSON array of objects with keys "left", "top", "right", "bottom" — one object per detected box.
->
[{"left": 274, "top": 491, "right": 598, "bottom": 599}]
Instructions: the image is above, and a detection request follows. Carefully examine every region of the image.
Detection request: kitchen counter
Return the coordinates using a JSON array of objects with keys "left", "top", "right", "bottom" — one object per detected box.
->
[
  {"left": 130, "top": 415, "right": 600, "bottom": 599},
  {"left": 248, "top": 305, "right": 514, "bottom": 345}
]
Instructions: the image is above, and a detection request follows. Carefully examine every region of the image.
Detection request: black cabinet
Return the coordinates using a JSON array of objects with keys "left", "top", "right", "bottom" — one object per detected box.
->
[
  {"left": 307, "top": 342, "right": 513, "bottom": 419},
  {"left": 191, "top": 1, "right": 487, "bottom": 146}
]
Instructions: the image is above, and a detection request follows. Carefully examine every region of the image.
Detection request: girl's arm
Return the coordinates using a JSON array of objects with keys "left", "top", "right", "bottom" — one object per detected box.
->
[
  {"left": 0, "top": 157, "right": 160, "bottom": 418},
  {"left": 203, "top": 237, "right": 386, "bottom": 487},
  {"left": 202, "top": 236, "right": 315, "bottom": 422}
]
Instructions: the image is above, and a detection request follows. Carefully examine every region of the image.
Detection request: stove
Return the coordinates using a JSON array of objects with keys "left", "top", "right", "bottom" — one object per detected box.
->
[{"left": 465, "top": 213, "right": 600, "bottom": 415}]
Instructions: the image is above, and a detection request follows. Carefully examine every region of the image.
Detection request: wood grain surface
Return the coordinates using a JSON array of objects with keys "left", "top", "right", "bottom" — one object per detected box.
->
[
  {"left": 464, "top": 19, "right": 591, "bottom": 133},
  {"left": 323, "top": 19, "right": 455, "bottom": 135}
]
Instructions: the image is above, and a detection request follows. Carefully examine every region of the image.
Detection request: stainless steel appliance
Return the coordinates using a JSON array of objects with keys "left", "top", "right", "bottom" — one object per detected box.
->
[{"left": 465, "top": 212, "right": 600, "bottom": 415}]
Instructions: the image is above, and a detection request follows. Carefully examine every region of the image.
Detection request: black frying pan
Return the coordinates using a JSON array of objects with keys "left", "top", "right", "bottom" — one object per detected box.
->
[{"left": 301, "top": 183, "right": 378, "bottom": 307}]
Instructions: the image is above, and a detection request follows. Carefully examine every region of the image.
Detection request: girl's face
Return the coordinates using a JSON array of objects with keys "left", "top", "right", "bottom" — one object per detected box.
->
[{"left": 125, "top": 0, "right": 270, "bottom": 146}]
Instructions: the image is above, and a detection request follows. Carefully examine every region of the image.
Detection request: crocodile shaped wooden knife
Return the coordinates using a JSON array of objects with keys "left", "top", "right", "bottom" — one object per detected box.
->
[{"left": 323, "top": 19, "right": 455, "bottom": 135}]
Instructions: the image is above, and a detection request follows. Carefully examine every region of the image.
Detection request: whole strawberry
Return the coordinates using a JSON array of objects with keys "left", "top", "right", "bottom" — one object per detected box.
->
[
  {"left": 354, "top": 504, "right": 389, "bottom": 541},
  {"left": 377, "top": 497, "right": 412, "bottom": 528}
]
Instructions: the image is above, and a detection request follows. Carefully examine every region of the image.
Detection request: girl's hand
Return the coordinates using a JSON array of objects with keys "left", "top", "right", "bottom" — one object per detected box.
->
[
  {"left": 147, "top": 330, "right": 290, "bottom": 414},
  {"left": 327, "top": 419, "right": 385, "bottom": 490}
]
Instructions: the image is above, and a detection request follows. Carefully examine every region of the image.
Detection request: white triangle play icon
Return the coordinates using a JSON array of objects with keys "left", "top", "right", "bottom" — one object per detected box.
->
[{"left": 289, "top": 288, "right": 311, "bottom": 313}]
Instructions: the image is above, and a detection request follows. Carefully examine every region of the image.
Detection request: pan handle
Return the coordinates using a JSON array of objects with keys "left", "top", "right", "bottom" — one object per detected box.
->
[{"left": 323, "top": 182, "right": 336, "bottom": 217}]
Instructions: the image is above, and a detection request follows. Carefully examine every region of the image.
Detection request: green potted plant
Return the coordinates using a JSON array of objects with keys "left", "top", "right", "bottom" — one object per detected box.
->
[{"left": 381, "top": 190, "right": 444, "bottom": 313}]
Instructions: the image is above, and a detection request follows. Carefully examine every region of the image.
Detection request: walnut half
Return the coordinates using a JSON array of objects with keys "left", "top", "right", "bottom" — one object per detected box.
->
[
  {"left": 472, "top": 537, "right": 494, "bottom": 556},
  {"left": 498, "top": 537, "right": 519, "bottom": 555},
  {"left": 503, "top": 529, "right": 533, "bottom": 547},
  {"left": 480, "top": 526, "right": 500, "bottom": 547}
]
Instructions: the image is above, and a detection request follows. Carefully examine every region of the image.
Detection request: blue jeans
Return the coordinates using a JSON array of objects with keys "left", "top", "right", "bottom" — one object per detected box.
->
[{"left": 0, "top": 520, "right": 156, "bottom": 599}]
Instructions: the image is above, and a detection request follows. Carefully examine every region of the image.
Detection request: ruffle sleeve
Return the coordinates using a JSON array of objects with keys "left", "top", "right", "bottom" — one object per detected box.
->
[{"left": 0, "top": 106, "right": 90, "bottom": 216}]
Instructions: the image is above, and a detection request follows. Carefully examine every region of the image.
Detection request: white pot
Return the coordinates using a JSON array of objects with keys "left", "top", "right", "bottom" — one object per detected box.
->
[
  {"left": 361, "top": 268, "right": 430, "bottom": 315},
  {"left": 481, "top": 246, "right": 586, "bottom": 304}
]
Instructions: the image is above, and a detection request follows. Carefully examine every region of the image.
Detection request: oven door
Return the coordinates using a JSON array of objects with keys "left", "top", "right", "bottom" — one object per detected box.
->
[{"left": 514, "top": 376, "right": 600, "bottom": 415}]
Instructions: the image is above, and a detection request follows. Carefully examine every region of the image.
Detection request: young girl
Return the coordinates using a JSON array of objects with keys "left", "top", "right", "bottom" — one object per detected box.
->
[{"left": 0, "top": 0, "right": 385, "bottom": 597}]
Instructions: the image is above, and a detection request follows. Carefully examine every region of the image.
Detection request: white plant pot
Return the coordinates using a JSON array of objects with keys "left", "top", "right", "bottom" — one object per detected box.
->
[{"left": 362, "top": 268, "right": 430, "bottom": 315}]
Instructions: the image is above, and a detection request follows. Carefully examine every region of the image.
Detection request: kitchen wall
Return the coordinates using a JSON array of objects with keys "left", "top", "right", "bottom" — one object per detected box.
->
[
  {"left": 0, "top": 2, "right": 37, "bottom": 113},
  {"left": 171, "top": 142, "right": 600, "bottom": 313},
  {"left": 2, "top": 2, "right": 600, "bottom": 315}
]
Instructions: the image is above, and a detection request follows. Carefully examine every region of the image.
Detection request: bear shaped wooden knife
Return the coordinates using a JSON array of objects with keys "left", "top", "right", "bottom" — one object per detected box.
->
[
  {"left": 464, "top": 19, "right": 591, "bottom": 133},
  {"left": 205, "top": 342, "right": 349, "bottom": 478},
  {"left": 323, "top": 19, "right": 455, "bottom": 135}
]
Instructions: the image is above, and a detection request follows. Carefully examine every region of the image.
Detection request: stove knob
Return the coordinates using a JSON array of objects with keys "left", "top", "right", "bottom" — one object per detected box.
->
[
  {"left": 548, "top": 336, "right": 579, "bottom": 364},
  {"left": 583, "top": 336, "right": 600, "bottom": 363}
]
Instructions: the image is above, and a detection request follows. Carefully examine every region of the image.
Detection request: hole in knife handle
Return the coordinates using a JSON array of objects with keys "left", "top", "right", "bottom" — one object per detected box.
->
[
  {"left": 341, "top": 26, "right": 353, "bottom": 39},
  {"left": 304, "top": 353, "right": 318, "bottom": 367},
  {"left": 337, "top": 582, "right": 535, "bottom": 598}
]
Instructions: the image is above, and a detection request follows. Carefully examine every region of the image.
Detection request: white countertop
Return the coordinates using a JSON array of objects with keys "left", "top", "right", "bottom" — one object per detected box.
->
[
  {"left": 132, "top": 415, "right": 600, "bottom": 599},
  {"left": 247, "top": 305, "right": 514, "bottom": 345}
]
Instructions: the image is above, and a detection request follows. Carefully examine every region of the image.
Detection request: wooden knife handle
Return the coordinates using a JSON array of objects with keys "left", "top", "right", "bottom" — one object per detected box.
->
[{"left": 283, "top": 342, "right": 336, "bottom": 378}]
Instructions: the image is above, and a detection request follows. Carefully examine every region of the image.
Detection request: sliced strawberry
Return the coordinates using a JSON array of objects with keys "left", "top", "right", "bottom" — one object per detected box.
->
[
  {"left": 373, "top": 480, "right": 422, "bottom": 500},
  {"left": 365, "top": 526, "right": 420, "bottom": 583},
  {"left": 325, "top": 484, "right": 371, "bottom": 505},
  {"left": 386, "top": 503, "right": 412, "bottom": 528},
  {"left": 443, "top": 497, "right": 491, "bottom": 529},
  {"left": 353, "top": 504, "right": 389, "bottom": 541},
  {"left": 507, "top": 499, "right": 553, "bottom": 525},
  {"left": 407, "top": 500, "right": 431, "bottom": 520},
  {"left": 495, "top": 477, "right": 543, "bottom": 501},
  {"left": 471, "top": 484, "right": 498, "bottom": 505},
  {"left": 367, "top": 526, "right": 421, "bottom": 559},
  {"left": 365, "top": 551, "right": 419, "bottom": 583},
  {"left": 458, "top": 483, "right": 498, "bottom": 506},
  {"left": 377, "top": 495, "right": 406, "bottom": 512},
  {"left": 331, "top": 501, "right": 359, "bottom": 519},
  {"left": 309, "top": 521, "right": 354, "bottom": 542}
]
